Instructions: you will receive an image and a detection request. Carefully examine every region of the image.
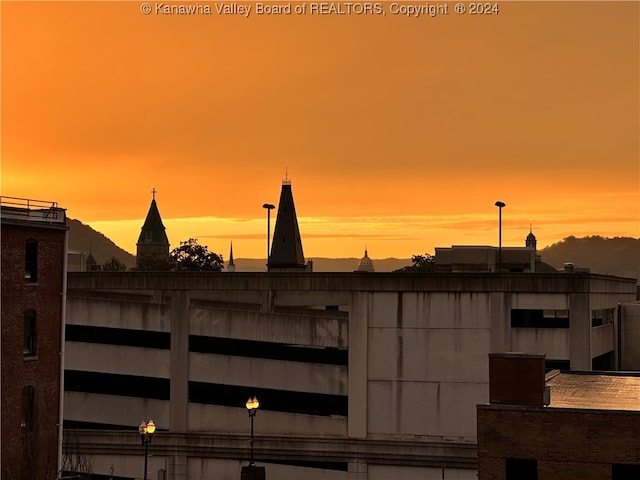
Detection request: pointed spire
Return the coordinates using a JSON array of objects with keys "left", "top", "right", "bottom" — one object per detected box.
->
[
  {"left": 227, "top": 241, "right": 236, "bottom": 272},
  {"left": 136, "top": 190, "right": 170, "bottom": 267},
  {"left": 269, "top": 181, "right": 306, "bottom": 270},
  {"left": 137, "top": 190, "right": 169, "bottom": 245}
]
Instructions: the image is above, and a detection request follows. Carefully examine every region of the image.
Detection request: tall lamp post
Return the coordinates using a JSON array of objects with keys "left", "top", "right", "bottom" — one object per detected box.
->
[
  {"left": 246, "top": 397, "right": 259, "bottom": 466},
  {"left": 494, "top": 201, "right": 506, "bottom": 272},
  {"left": 262, "top": 204, "right": 275, "bottom": 271},
  {"left": 138, "top": 419, "right": 156, "bottom": 480}
]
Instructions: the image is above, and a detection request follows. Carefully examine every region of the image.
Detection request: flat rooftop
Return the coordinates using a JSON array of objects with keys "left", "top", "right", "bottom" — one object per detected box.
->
[
  {"left": 1, "top": 196, "right": 66, "bottom": 225},
  {"left": 547, "top": 371, "right": 640, "bottom": 411}
]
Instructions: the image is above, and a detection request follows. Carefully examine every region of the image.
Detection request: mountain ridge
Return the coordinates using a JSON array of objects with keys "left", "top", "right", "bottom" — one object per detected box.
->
[
  {"left": 67, "top": 218, "right": 136, "bottom": 268},
  {"left": 67, "top": 218, "right": 638, "bottom": 278}
]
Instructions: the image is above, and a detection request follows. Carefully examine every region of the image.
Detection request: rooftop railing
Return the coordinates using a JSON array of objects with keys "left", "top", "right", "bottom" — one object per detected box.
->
[{"left": 0, "top": 196, "right": 66, "bottom": 224}]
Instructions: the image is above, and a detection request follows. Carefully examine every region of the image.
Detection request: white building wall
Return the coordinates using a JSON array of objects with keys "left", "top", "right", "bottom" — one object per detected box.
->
[
  {"left": 365, "top": 292, "right": 491, "bottom": 440},
  {"left": 190, "top": 307, "right": 347, "bottom": 347},
  {"left": 189, "top": 353, "right": 346, "bottom": 395},
  {"left": 369, "top": 465, "right": 478, "bottom": 480},
  {"left": 621, "top": 302, "right": 640, "bottom": 369},
  {"left": 509, "top": 293, "right": 568, "bottom": 310},
  {"left": 591, "top": 324, "right": 615, "bottom": 358},
  {"left": 89, "top": 453, "right": 169, "bottom": 480},
  {"left": 187, "top": 404, "right": 346, "bottom": 436},
  {"left": 66, "top": 342, "right": 170, "bottom": 378},
  {"left": 188, "top": 458, "right": 348, "bottom": 480},
  {"left": 64, "top": 272, "right": 637, "bottom": 480},
  {"left": 509, "top": 329, "right": 570, "bottom": 359},
  {"left": 368, "top": 380, "right": 486, "bottom": 439},
  {"left": 67, "top": 296, "right": 169, "bottom": 331},
  {"left": 64, "top": 392, "right": 169, "bottom": 429}
]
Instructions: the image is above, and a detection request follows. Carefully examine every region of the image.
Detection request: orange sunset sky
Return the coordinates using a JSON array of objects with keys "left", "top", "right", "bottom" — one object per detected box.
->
[{"left": 1, "top": 1, "right": 638, "bottom": 259}]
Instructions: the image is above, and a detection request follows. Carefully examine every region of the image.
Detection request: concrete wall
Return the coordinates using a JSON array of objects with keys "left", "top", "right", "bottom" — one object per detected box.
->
[
  {"left": 66, "top": 295, "right": 169, "bottom": 332},
  {"left": 64, "top": 272, "right": 637, "bottom": 480},
  {"left": 187, "top": 404, "right": 346, "bottom": 436},
  {"left": 621, "top": 302, "right": 640, "bottom": 369},
  {"left": 66, "top": 342, "right": 170, "bottom": 378},
  {"left": 369, "top": 465, "right": 477, "bottom": 480},
  {"left": 190, "top": 305, "right": 347, "bottom": 347},
  {"left": 366, "top": 291, "right": 491, "bottom": 440}
]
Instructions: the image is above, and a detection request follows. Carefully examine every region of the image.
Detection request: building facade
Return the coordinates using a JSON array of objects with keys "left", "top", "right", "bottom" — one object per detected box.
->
[
  {"left": 62, "top": 270, "right": 636, "bottom": 480},
  {"left": 478, "top": 353, "right": 640, "bottom": 480},
  {"left": 1, "top": 196, "right": 68, "bottom": 480}
]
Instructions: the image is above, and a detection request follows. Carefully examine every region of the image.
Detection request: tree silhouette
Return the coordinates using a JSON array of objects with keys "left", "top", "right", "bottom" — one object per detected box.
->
[
  {"left": 394, "top": 253, "right": 436, "bottom": 272},
  {"left": 101, "top": 256, "right": 127, "bottom": 271},
  {"left": 170, "top": 238, "right": 224, "bottom": 271},
  {"left": 410, "top": 253, "right": 436, "bottom": 271}
]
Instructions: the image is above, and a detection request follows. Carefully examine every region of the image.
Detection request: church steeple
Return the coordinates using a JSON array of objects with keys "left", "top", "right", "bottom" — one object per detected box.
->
[
  {"left": 526, "top": 224, "right": 537, "bottom": 250},
  {"left": 227, "top": 241, "right": 236, "bottom": 272},
  {"left": 268, "top": 178, "right": 307, "bottom": 271},
  {"left": 136, "top": 188, "right": 170, "bottom": 268}
]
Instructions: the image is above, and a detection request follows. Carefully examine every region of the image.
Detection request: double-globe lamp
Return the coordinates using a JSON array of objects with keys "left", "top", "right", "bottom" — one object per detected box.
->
[
  {"left": 246, "top": 397, "right": 259, "bottom": 466},
  {"left": 139, "top": 419, "right": 156, "bottom": 480}
]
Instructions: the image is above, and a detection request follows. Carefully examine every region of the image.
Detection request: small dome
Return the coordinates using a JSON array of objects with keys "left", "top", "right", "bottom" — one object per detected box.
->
[
  {"left": 526, "top": 225, "right": 537, "bottom": 249},
  {"left": 356, "top": 249, "right": 375, "bottom": 272},
  {"left": 86, "top": 253, "right": 97, "bottom": 265}
]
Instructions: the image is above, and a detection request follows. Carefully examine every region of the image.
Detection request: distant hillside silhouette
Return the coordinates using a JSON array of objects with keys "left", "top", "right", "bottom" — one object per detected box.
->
[
  {"left": 234, "top": 257, "right": 411, "bottom": 272},
  {"left": 67, "top": 218, "right": 136, "bottom": 268},
  {"left": 540, "top": 236, "right": 639, "bottom": 280},
  {"left": 65, "top": 222, "right": 639, "bottom": 279}
]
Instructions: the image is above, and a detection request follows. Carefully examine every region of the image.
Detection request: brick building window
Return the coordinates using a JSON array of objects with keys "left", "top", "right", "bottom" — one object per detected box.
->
[
  {"left": 506, "top": 458, "right": 537, "bottom": 480},
  {"left": 21, "top": 385, "right": 35, "bottom": 432},
  {"left": 25, "top": 239, "right": 38, "bottom": 282},
  {"left": 24, "top": 310, "right": 36, "bottom": 357}
]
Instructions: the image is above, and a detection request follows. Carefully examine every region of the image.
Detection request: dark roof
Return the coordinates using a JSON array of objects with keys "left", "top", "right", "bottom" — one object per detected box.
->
[
  {"left": 269, "top": 183, "right": 305, "bottom": 269},
  {"left": 547, "top": 371, "right": 640, "bottom": 411},
  {"left": 137, "top": 199, "right": 169, "bottom": 245},
  {"left": 535, "top": 260, "right": 558, "bottom": 273}
]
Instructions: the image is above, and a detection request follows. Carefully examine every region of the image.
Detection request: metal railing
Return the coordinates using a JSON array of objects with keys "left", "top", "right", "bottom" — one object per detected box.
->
[{"left": 0, "top": 196, "right": 65, "bottom": 223}]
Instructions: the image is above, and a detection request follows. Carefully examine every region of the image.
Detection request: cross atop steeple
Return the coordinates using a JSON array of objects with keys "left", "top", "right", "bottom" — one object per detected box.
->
[
  {"left": 151, "top": 188, "right": 157, "bottom": 200},
  {"left": 283, "top": 168, "right": 291, "bottom": 185}
]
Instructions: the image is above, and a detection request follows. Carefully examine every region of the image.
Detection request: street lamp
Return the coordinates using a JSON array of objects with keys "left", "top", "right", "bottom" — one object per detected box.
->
[
  {"left": 246, "top": 396, "right": 259, "bottom": 466},
  {"left": 262, "top": 204, "right": 275, "bottom": 271},
  {"left": 138, "top": 419, "right": 155, "bottom": 480},
  {"left": 494, "top": 201, "right": 506, "bottom": 272}
]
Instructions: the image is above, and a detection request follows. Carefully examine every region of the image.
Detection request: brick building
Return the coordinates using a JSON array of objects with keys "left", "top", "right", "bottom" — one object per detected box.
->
[
  {"left": 1, "top": 196, "right": 68, "bottom": 480},
  {"left": 478, "top": 353, "right": 640, "bottom": 480}
]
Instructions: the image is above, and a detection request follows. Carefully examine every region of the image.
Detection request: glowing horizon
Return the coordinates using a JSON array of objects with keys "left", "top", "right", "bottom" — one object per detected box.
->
[
  {"left": 2, "top": 1, "right": 638, "bottom": 258},
  {"left": 84, "top": 193, "right": 639, "bottom": 259}
]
